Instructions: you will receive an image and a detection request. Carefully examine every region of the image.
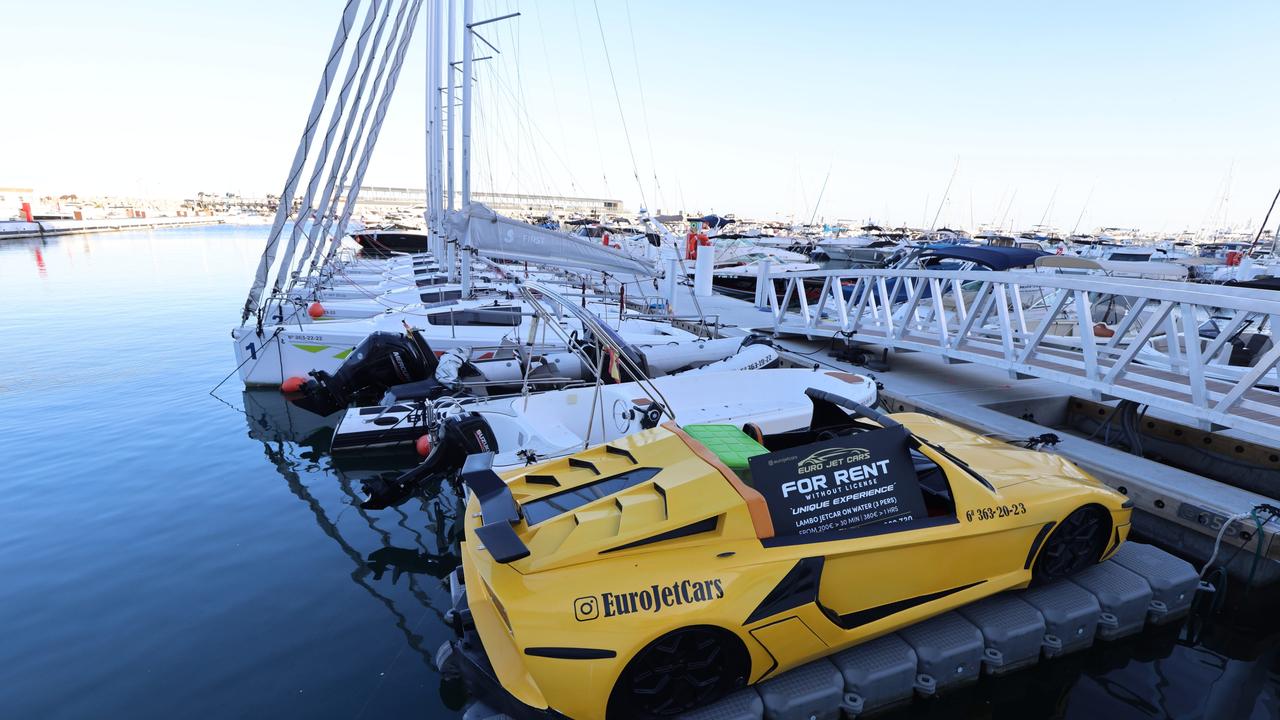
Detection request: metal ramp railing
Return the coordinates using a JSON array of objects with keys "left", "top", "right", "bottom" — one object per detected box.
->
[{"left": 757, "top": 268, "right": 1280, "bottom": 444}]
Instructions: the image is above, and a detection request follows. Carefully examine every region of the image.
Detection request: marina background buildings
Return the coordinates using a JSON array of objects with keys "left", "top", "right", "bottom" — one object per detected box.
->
[{"left": 5, "top": 2, "right": 1280, "bottom": 231}]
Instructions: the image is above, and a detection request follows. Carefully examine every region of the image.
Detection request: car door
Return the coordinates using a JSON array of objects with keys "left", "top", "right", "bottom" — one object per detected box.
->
[{"left": 811, "top": 445, "right": 1023, "bottom": 630}]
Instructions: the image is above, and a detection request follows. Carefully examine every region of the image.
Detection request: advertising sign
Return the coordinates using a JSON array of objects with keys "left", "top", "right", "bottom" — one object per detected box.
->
[{"left": 747, "top": 426, "right": 928, "bottom": 537}]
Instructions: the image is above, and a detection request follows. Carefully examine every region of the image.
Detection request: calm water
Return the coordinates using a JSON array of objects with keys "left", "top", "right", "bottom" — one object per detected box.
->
[{"left": 0, "top": 226, "right": 1276, "bottom": 719}]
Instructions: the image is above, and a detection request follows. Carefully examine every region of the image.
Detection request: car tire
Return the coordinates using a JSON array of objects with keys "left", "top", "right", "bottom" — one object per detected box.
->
[
  {"left": 606, "top": 625, "right": 749, "bottom": 718},
  {"left": 1033, "top": 504, "right": 1111, "bottom": 583}
]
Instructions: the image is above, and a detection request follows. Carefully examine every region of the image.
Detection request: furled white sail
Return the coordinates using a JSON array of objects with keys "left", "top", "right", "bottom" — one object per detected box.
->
[
  {"left": 450, "top": 203, "right": 657, "bottom": 277},
  {"left": 240, "top": 0, "right": 364, "bottom": 324}
]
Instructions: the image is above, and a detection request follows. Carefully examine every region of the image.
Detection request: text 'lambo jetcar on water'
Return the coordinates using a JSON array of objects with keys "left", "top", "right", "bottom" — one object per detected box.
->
[{"left": 447, "top": 389, "right": 1132, "bottom": 719}]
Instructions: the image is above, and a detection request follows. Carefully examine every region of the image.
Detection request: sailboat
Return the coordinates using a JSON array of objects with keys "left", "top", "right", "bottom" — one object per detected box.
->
[{"left": 230, "top": 0, "right": 879, "bottom": 508}]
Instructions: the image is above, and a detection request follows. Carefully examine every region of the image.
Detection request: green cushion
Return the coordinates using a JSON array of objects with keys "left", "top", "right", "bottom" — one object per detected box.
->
[{"left": 683, "top": 424, "right": 769, "bottom": 477}]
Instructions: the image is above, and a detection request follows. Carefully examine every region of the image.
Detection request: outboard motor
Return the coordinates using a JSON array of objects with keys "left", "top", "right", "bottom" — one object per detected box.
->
[
  {"left": 292, "top": 330, "right": 439, "bottom": 416},
  {"left": 360, "top": 411, "right": 498, "bottom": 509}
]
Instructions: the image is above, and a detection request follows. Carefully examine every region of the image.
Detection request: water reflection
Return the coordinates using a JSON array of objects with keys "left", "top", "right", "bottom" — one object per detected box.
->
[
  {"left": 367, "top": 519, "right": 461, "bottom": 584},
  {"left": 875, "top": 585, "right": 1279, "bottom": 719},
  {"left": 242, "top": 389, "right": 463, "bottom": 680}
]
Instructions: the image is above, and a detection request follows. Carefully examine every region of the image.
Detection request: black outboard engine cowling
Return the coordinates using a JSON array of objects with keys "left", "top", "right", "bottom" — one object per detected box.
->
[
  {"left": 361, "top": 411, "right": 499, "bottom": 509},
  {"left": 292, "top": 330, "right": 439, "bottom": 415}
]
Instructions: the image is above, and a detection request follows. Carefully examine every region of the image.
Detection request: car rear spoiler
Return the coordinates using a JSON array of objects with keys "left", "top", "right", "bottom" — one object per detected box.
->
[
  {"left": 804, "top": 387, "right": 902, "bottom": 429},
  {"left": 462, "top": 452, "right": 530, "bottom": 564}
]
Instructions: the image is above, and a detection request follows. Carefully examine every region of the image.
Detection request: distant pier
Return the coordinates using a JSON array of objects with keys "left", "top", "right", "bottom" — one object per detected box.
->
[{"left": 0, "top": 216, "right": 230, "bottom": 241}]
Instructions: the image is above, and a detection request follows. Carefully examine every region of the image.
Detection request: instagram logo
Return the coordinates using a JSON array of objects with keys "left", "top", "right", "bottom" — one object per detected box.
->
[{"left": 573, "top": 596, "right": 600, "bottom": 621}]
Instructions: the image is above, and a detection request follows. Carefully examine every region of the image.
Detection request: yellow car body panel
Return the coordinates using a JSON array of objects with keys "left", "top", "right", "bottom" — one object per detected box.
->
[{"left": 461, "top": 413, "right": 1131, "bottom": 719}]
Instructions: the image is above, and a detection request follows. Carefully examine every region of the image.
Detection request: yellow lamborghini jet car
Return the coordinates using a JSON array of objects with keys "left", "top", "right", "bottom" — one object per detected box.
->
[{"left": 453, "top": 389, "right": 1131, "bottom": 719}]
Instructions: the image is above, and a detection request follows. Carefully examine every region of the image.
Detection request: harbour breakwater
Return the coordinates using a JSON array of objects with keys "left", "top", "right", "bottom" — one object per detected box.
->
[{"left": 0, "top": 216, "right": 230, "bottom": 240}]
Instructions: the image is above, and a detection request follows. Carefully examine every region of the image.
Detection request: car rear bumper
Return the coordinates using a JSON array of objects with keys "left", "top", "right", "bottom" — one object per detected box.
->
[
  {"left": 445, "top": 566, "right": 569, "bottom": 719},
  {"left": 451, "top": 553, "right": 560, "bottom": 715}
]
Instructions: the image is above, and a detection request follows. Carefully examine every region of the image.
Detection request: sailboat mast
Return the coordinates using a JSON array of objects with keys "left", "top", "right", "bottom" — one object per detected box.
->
[
  {"left": 460, "top": 0, "right": 473, "bottom": 296},
  {"left": 929, "top": 157, "right": 959, "bottom": 232},
  {"left": 432, "top": 0, "right": 445, "bottom": 257},
  {"left": 1247, "top": 185, "right": 1280, "bottom": 255},
  {"left": 1071, "top": 185, "right": 1094, "bottom": 236},
  {"left": 425, "top": 0, "right": 438, "bottom": 252},
  {"left": 1039, "top": 183, "right": 1058, "bottom": 228},
  {"left": 445, "top": 0, "right": 457, "bottom": 280}
]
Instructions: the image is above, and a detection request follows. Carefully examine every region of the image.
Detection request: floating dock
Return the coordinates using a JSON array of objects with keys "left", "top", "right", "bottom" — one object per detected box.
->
[{"left": 452, "top": 542, "right": 1202, "bottom": 720}]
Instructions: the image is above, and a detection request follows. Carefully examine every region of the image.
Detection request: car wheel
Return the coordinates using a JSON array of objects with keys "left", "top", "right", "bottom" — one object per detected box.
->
[
  {"left": 1033, "top": 504, "right": 1110, "bottom": 583},
  {"left": 607, "top": 625, "right": 749, "bottom": 718}
]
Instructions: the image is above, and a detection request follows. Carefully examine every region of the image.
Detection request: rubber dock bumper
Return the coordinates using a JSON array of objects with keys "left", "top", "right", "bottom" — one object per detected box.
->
[{"left": 445, "top": 542, "right": 1201, "bottom": 720}]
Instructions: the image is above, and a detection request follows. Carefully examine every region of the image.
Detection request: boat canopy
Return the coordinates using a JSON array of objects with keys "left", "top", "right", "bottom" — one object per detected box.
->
[
  {"left": 694, "top": 214, "right": 733, "bottom": 229},
  {"left": 919, "top": 245, "right": 1047, "bottom": 270},
  {"left": 1035, "top": 255, "right": 1189, "bottom": 280}
]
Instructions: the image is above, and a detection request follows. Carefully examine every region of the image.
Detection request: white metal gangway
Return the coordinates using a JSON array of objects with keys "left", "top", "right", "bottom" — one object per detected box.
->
[{"left": 752, "top": 267, "right": 1280, "bottom": 444}]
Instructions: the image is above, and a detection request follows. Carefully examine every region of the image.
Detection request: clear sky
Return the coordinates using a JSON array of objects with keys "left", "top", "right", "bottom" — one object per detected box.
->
[{"left": 4, "top": 1, "right": 1279, "bottom": 232}]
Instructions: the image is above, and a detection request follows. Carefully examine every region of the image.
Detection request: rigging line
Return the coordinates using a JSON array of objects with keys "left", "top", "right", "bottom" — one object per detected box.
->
[
  {"left": 486, "top": 65, "right": 581, "bottom": 191},
  {"left": 1246, "top": 184, "right": 1280, "bottom": 254},
  {"left": 1038, "top": 182, "right": 1059, "bottom": 228},
  {"left": 796, "top": 163, "right": 809, "bottom": 224},
  {"left": 808, "top": 163, "right": 832, "bottom": 227},
  {"left": 623, "top": 0, "right": 662, "bottom": 210},
  {"left": 997, "top": 188, "right": 1018, "bottom": 231},
  {"left": 533, "top": 3, "right": 575, "bottom": 193},
  {"left": 492, "top": 16, "right": 560, "bottom": 201},
  {"left": 570, "top": 0, "right": 611, "bottom": 195},
  {"left": 1200, "top": 164, "right": 1233, "bottom": 238},
  {"left": 485, "top": 64, "right": 571, "bottom": 196},
  {"left": 472, "top": 62, "right": 502, "bottom": 189},
  {"left": 497, "top": 50, "right": 561, "bottom": 204},
  {"left": 517, "top": 115, "right": 560, "bottom": 200},
  {"left": 1071, "top": 184, "right": 1095, "bottom": 236},
  {"left": 489, "top": 62, "right": 504, "bottom": 192},
  {"left": 988, "top": 187, "right": 1007, "bottom": 228},
  {"left": 486, "top": 1, "right": 519, "bottom": 194},
  {"left": 209, "top": 327, "right": 283, "bottom": 397},
  {"left": 591, "top": 0, "right": 648, "bottom": 211},
  {"left": 503, "top": 16, "right": 542, "bottom": 197},
  {"left": 476, "top": 63, "right": 498, "bottom": 194},
  {"left": 1218, "top": 161, "right": 1234, "bottom": 229},
  {"left": 515, "top": 1, "right": 523, "bottom": 197},
  {"left": 509, "top": 21, "right": 573, "bottom": 202},
  {"left": 929, "top": 156, "right": 959, "bottom": 232}
]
